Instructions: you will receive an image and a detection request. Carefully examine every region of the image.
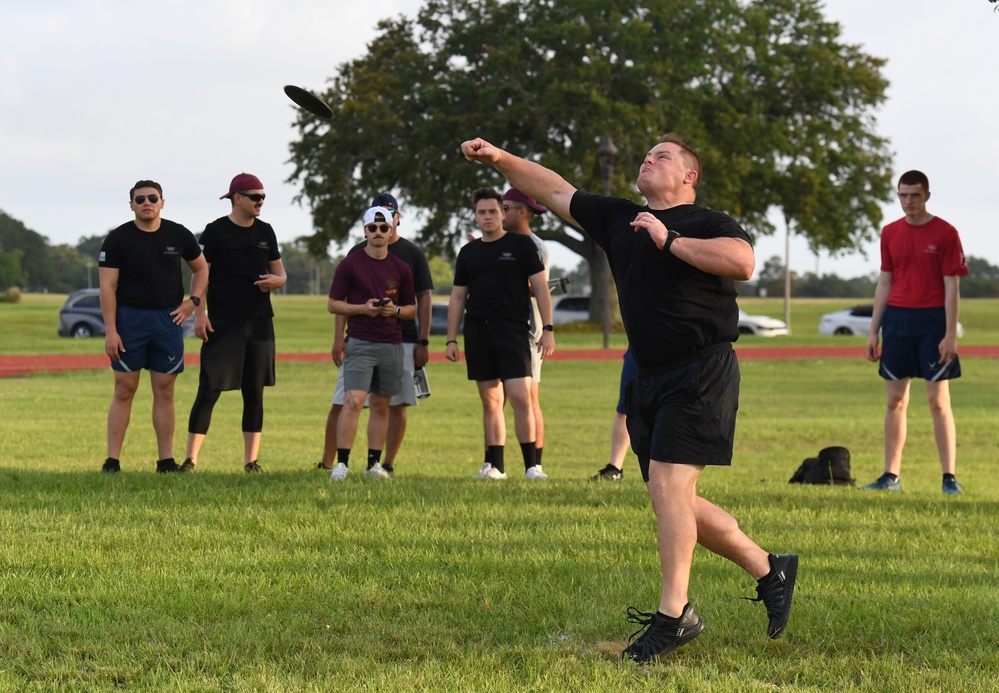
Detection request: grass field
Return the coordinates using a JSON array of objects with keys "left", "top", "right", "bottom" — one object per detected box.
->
[{"left": 2, "top": 296, "right": 998, "bottom": 690}]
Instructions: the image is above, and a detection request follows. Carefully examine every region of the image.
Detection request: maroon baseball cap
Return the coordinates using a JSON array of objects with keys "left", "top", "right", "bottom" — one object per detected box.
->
[
  {"left": 503, "top": 188, "right": 546, "bottom": 214},
  {"left": 220, "top": 172, "right": 264, "bottom": 199}
]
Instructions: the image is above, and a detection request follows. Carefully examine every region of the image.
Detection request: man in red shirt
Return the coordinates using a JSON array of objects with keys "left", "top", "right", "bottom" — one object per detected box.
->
[{"left": 864, "top": 170, "right": 968, "bottom": 494}]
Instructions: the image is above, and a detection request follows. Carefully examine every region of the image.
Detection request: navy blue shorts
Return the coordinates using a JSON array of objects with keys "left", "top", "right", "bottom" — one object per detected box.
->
[
  {"left": 616, "top": 347, "right": 638, "bottom": 414},
  {"left": 879, "top": 306, "right": 961, "bottom": 382},
  {"left": 462, "top": 317, "right": 532, "bottom": 382},
  {"left": 625, "top": 344, "right": 739, "bottom": 482},
  {"left": 112, "top": 305, "right": 185, "bottom": 374}
]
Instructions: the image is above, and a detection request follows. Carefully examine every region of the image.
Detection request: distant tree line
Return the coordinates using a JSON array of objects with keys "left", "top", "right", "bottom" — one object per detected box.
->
[{"left": 4, "top": 208, "right": 999, "bottom": 298}]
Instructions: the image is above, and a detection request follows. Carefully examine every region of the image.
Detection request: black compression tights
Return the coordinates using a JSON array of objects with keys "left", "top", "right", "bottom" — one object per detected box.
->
[{"left": 188, "top": 386, "right": 264, "bottom": 434}]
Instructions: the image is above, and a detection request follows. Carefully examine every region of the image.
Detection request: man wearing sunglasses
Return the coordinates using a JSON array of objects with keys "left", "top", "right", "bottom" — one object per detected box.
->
[
  {"left": 325, "top": 206, "right": 417, "bottom": 481},
  {"left": 98, "top": 179, "right": 208, "bottom": 473},
  {"left": 320, "top": 193, "right": 433, "bottom": 476},
  {"left": 181, "top": 173, "right": 286, "bottom": 474}
]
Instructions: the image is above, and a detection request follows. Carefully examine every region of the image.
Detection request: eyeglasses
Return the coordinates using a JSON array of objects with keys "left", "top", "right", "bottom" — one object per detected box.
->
[
  {"left": 239, "top": 192, "right": 266, "bottom": 202},
  {"left": 502, "top": 204, "right": 524, "bottom": 213},
  {"left": 133, "top": 194, "right": 160, "bottom": 204},
  {"left": 365, "top": 223, "right": 391, "bottom": 234}
]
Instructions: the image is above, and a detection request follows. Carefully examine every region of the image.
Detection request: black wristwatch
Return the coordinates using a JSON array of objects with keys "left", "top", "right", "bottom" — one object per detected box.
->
[
  {"left": 542, "top": 324, "right": 554, "bottom": 332},
  {"left": 664, "top": 229, "right": 681, "bottom": 253},
  {"left": 416, "top": 339, "right": 430, "bottom": 346},
  {"left": 189, "top": 296, "right": 201, "bottom": 307}
]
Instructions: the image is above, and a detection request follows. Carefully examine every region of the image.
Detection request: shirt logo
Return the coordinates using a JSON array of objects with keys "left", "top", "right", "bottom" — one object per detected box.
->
[
  {"left": 257, "top": 241, "right": 270, "bottom": 250},
  {"left": 499, "top": 252, "right": 515, "bottom": 261},
  {"left": 163, "top": 245, "right": 179, "bottom": 256},
  {"left": 99, "top": 251, "right": 106, "bottom": 262},
  {"left": 925, "top": 244, "right": 939, "bottom": 255}
]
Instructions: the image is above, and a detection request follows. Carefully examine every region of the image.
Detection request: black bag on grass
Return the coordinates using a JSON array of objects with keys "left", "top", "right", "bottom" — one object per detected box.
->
[{"left": 788, "top": 446, "right": 854, "bottom": 486}]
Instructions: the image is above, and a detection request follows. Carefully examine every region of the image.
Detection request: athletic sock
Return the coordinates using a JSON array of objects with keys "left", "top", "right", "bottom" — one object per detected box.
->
[
  {"left": 535, "top": 447, "right": 544, "bottom": 468},
  {"left": 337, "top": 448, "right": 350, "bottom": 467},
  {"left": 943, "top": 473, "right": 956, "bottom": 482},
  {"left": 520, "top": 441, "right": 537, "bottom": 470},
  {"left": 367, "top": 449, "right": 382, "bottom": 470},
  {"left": 487, "top": 445, "right": 505, "bottom": 474}
]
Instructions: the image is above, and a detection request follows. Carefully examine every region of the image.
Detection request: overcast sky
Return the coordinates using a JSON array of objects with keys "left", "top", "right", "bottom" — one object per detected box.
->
[{"left": 2, "top": 0, "right": 996, "bottom": 281}]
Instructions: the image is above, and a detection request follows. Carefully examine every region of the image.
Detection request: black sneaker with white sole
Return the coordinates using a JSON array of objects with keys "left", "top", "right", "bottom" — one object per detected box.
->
[
  {"left": 591, "top": 464, "right": 623, "bottom": 481},
  {"left": 621, "top": 603, "right": 704, "bottom": 664},
  {"left": 745, "top": 553, "right": 798, "bottom": 639}
]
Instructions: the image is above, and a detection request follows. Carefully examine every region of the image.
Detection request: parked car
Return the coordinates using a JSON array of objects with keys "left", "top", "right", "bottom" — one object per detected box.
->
[
  {"left": 427, "top": 302, "right": 462, "bottom": 336},
  {"left": 737, "top": 309, "right": 789, "bottom": 337},
  {"left": 58, "top": 288, "right": 196, "bottom": 338},
  {"left": 818, "top": 304, "right": 965, "bottom": 337},
  {"left": 552, "top": 294, "right": 591, "bottom": 324}
]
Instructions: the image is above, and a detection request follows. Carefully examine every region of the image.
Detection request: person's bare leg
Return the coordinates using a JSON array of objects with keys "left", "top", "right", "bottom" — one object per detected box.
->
[
  {"left": 503, "top": 377, "right": 535, "bottom": 444},
  {"left": 694, "top": 496, "right": 771, "bottom": 578},
  {"left": 609, "top": 412, "right": 630, "bottom": 470},
  {"left": 107, "top": 371, "right": 140, "bottom": 459},
  {"left": 244, "top": 431, "right": 261, "bottom": 465},
  {"left": 476, "top": 380, "right": 506, "bottom": 446},
  {"left": 384, "top": 404, "right": 408, "bottom": 466},
  {"left": 366, "top": 394, "right": 391, "bottom": 453},
  {"left": 336, "top": 392, "right": 367, "bottom": 452},
  {"left": 321, "top": 404, "right": 343, "bottom": 468},
  {"left": 185, "top": 432, "right": 206, "bottom": 464},
  {"left": 883, "top": 379, "right": 910, "bottom": 476},
  {"left": 926, "top": 380, "right": 956, "bottom": 475},
  {"left": 647, "top": 461, "right": 701, "bottom": 617},
  {"left": 531, "top": 381, "right": 544, "bottom": 449},
  {"left": 149, "top": 371, "right": 178, "bottom": 461}
]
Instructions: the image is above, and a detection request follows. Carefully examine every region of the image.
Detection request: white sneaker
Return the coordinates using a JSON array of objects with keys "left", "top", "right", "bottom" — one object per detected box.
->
[
  {"left": 328, "top": 462, "right": 349, "bottom": 482},
  {"left": 474, "top": 462, "right": 506, "bottom": 480},
  {"left": 365, "top": 462, "right": 391, "bottom": 479},
  {"left": 525, "top": 465, "right": 548, "bottom": 480}
]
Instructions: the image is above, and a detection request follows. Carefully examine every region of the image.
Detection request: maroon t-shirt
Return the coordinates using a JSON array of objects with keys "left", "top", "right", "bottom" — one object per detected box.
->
[{"left": 328, "top": 250, "right": 415, "bottom": 343}]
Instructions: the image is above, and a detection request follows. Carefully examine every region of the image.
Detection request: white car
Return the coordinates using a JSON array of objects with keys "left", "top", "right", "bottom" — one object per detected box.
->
[
  {"left": 738, "top": 309, "right": 789, "bottom": 337},
  {"left": 552, "top": 294, "right": 591, "bottom": 324},
  {"left": 818, "top": 304, "right": 965, "bottom": 337}
]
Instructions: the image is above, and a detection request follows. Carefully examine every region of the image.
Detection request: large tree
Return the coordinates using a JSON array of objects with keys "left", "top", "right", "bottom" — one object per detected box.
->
[{"left": 288, "top": 0, "right": 893, "bottom": 323}]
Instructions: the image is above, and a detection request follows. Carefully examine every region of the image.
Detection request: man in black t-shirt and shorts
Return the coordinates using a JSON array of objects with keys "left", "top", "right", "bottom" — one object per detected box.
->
[
  {"left": 320, "top": 193, "right": 433, "bottom": 476},
  {"left": 98, "top": 179, "right": 207, "bottom": 474},
  {"left": 460, "top": 135, "right": 798, "bottom": 664},
  {"left": 445, "top": 188, "right": 554, "bottom": 480},
  {"left": 182, "top": 173, "right": 287, "bottom": 474}
]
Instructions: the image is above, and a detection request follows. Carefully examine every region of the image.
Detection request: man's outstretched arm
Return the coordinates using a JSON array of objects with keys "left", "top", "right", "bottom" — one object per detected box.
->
[{"left": 461, "top": 137, "right": 579, "bottom": 227}]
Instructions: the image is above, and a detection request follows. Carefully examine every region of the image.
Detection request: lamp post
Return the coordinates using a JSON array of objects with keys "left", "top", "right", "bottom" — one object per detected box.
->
[
  {"left": 596, "top": 137, "right": 619, "bottom": 349},
  {"left": 86, "top": 261, "right": 94, "bottom": 289}
]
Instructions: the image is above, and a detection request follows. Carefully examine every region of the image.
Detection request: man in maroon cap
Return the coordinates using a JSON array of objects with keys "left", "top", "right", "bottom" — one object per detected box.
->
[
  {"left": 182, "top": 173, "right": 287, "bottom": 473},
  {"left": 502, "top": 188, "right": 551, "bottom": 477}
]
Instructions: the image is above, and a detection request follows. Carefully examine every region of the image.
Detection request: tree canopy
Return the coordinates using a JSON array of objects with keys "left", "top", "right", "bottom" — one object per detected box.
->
[{"left": 289, "top": 0, "right": 893, "bottom": 288}]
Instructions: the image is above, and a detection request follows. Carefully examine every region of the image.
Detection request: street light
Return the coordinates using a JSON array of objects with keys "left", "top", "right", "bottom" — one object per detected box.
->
[
  {"left": 596, "top": 137, "right": 619, "bottom": 349},
  {"left": 86, "top": 261, "right": 94, "bottom": 289}
]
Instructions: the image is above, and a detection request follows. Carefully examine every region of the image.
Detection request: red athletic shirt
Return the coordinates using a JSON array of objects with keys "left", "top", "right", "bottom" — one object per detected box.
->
[{"left": 880, "top": 216, "right": 968, "bottom": 308}]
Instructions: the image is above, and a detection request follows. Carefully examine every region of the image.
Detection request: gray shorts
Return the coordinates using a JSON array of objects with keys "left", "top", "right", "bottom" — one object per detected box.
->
[
  {"left": 530, "top": 336, "right": 542, "bottom": 383},
  {"left": 333, "top": 341, "right": 415, "bottom": 406}
]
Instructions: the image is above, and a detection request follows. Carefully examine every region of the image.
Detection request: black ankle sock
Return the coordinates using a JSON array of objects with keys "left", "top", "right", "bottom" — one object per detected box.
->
[
  {"left": 487, "top": 445, "right": 505, "bottom": 474},
  {"left": 943, "top": 473, "right": 956, "bottom": 482},
  {"left": 520, "top": 441, "right": 537, "bottom": 470},
  {"left": 535, "top": 447, "right": 544, "bottom": 467},
  {"left": 367, "top": 449, "right": 382, "bottom": 469},
  {"left": 337, "top": 449, "right": 350, "bottom": 467},
  {"left": 884, "top": 472, "right": 898, "bottom": 482}
]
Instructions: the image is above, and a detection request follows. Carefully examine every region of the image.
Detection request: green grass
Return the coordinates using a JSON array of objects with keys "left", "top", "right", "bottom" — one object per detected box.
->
[{"left": 2, "top": 351, "right": 999, "bottom": 690}]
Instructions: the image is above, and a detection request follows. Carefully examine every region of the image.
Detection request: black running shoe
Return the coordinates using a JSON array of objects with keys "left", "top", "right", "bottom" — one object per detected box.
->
[
  {"left": 156, "top": 458, "right": 180, "bottom": 473},
  {"left": 381, "top": 463, "right": 394, "bottom": 476},
  {"left": 621, "top": 603, "right": 704, "bottom": 664},
  {"left": 591, "top": 464, "right": 623, "bottom": 481},
  {"left": 244, "top": 461, "right": 262, "bottom": 473},
  {"left": 102, "top": 457, "right": 120, "bottom": 474},
  {"left": 179, "top": 459, "right": 196, "bottom": 473},
  {"left": 317, "top": 462, "right": 333, "bottom": 471},
  {"left": 745, "top": 553, "right": 798, "bottom": 639}
]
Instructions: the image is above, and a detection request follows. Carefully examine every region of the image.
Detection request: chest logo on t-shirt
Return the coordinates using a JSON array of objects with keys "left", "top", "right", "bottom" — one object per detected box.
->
[
  {"left": 925, "top": 244, "right": 939, "bottom": 255},
  {"left": 163, "top": 245, "right": 179, "bottom": 256},
  {"left": 499, "top": 252, "right": 515, "bottom": 262},
  {"left": 257, "top": 241, "right": 270, "bottom": 251}
]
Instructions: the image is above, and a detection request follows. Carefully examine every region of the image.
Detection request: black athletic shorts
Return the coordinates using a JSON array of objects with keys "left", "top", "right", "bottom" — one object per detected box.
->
[
  {"left": 462, "top": 316, "right": 532, "bottom": 382},
  {"left": 198, "top": 317, "right": 276, "bottom": 391},
  {"left": 625, "top": 343, "right": 740, "bottom": 482}
]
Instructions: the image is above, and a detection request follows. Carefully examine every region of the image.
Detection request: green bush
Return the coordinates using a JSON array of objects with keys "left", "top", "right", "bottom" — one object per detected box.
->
[{"left": 1, "top": 286, "right": 22, "bottom": 303}]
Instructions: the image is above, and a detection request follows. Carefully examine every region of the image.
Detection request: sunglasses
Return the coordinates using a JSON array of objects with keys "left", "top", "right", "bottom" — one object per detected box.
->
[
  {"left": 133, "top": 194, "right": 160, "bottom": 204},
  {"left": 365, "top": 223, "right": 391, "bottom": 234},
  {"left": 239, "top": 192, "right": 266, "bottom": 202}
]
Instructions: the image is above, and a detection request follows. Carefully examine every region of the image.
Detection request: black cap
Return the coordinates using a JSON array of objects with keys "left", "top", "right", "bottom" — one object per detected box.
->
[{"left": 371, "top": 192, "right": 399, "bottom": 212}]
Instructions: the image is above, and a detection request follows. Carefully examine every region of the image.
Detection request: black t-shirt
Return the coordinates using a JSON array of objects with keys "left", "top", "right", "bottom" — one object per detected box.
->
[
  {"left": 348, "top": 236, "right": 432, "bottom": 342},
  {"left": 453, "top": 232, "right": 545, "bottom": 323},
  {"left": 99, "top": 219, "right": 202, "bottom": 309},
  {"left": 198, "top": 216, "right": 282, "bottom": 320},
  {"left": 569, "top": 192, "right": 752, "bottom": 368}
]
